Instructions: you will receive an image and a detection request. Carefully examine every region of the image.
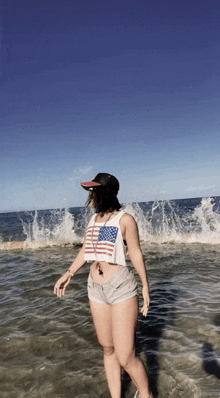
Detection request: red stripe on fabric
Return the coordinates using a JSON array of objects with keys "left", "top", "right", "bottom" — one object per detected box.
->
[
  {"left": 92, "top": 251, "right": 112, "bottom": 254},
  {"left": 85, "top": 248, "right": 114, "bottom": 253},
  {"left": 85, "top": 244, "right": 114, "bottom": 250},
  {"left": 97, "top": 242, "right": 114, "bottom": 247},
  {"left": 86, "top": 240, "right": 114, "bottom": 246},
  {"left": 96, "top": 247, "right": 114, "bottom": 252},
  {"left": 87, "top": 227, "right": 100, "bottom": 232},
  {"left": 86, "top": 246, "right": 114, "bottom": 252}
]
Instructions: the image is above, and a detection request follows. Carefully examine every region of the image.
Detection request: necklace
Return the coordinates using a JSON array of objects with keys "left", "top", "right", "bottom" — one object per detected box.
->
[{"left": 91, "top": 211, "right": 115, "bottom": 276}]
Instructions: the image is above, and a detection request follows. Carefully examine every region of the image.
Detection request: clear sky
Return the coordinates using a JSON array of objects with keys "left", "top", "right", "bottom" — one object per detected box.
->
[{"left": 1, "top": 0, "right": 220, "bottom": 211}]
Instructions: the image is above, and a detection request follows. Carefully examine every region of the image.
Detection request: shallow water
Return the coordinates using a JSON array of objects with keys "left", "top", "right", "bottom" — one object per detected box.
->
[
  {"left": 1, "top": 199, "right": 220, "bottom": 397},
  {"left": 1, "top": 243, "right": 220, "bottom": 397}
]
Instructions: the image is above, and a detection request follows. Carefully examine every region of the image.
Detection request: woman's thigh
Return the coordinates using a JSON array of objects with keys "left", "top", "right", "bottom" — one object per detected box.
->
[
  {"left": 90, "top": 300, "right": 114, "bottom": 347},
  {"left": 112, "top": 295, "right": 139, "bottom": 366}
]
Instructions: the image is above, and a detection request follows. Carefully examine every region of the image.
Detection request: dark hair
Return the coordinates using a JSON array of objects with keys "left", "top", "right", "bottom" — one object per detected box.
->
[{"left": 86, "top": 186, "right": 122, "bottom": 213}]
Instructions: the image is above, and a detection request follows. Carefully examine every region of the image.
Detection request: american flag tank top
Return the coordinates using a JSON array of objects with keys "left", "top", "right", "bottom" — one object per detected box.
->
[{"left": 84, "top": 211, "right": 127, "bottom": 266}]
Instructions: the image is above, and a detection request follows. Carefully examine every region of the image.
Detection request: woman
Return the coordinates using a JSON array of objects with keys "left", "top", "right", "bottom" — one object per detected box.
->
[{"left": 54, "top": 173, "right": 152, "bottom": 398}]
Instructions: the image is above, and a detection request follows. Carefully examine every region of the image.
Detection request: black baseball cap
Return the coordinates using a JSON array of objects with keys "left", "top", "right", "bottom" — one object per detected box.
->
[{"left": 81, "top": 173, "right": 119, "bottom": 195}]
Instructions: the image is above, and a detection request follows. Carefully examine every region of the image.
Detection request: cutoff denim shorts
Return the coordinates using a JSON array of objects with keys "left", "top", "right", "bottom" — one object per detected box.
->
[{"left": 87, "top": 266, "right": 138, "bottom": 305}]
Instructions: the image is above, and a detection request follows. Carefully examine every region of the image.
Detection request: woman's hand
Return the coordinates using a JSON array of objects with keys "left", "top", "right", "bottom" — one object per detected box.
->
[
  {"left": 140, "top": 285, "right": 150, "bottom": 317},
  {"left": 54, "top": 273, "right": 72, "bottom": 298}
]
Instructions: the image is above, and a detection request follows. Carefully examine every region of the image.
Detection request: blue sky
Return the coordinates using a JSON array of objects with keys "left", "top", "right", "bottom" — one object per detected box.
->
[{"left": 1, "top": 0, "right": 220, "bottom": 211}]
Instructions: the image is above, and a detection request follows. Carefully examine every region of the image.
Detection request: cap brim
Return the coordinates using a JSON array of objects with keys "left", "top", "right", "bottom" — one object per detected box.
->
[{"left": 80, "top": 181, "right": 101, "bottom": 190}]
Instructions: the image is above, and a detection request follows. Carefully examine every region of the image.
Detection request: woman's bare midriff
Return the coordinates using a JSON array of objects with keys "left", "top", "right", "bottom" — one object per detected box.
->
[{"left": 91, "top": 261, "right": 122, "bottom": 283}]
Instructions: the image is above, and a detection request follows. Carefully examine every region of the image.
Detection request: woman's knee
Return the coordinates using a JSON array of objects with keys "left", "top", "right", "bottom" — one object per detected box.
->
[
  {"left": 118, "top": 350, "right": 136, "bottom": 370},
  {"left": 102, "top": 345, "right": 115, "bottom": 356}
]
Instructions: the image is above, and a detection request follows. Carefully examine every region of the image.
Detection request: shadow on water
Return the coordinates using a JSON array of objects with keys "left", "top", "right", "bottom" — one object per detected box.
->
[
  {"left": 202, "top": 343, "right": 220, "bottom": 379},
  {"left": 213, "top": 313, "right": 220, "bottom": 329},
  {"left": 121, "top": 278, "right": 178, "bottom": 398}
]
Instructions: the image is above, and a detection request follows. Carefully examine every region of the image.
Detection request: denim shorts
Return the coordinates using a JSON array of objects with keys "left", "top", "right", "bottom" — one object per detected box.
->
[{"left": 87, "top": 266, "right": 138, "bottom": 305}]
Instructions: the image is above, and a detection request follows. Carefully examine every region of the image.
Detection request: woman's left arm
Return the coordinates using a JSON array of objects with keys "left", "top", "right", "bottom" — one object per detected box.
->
[{"left": 121, "top": 213, "right": 150, "bottom": 317}]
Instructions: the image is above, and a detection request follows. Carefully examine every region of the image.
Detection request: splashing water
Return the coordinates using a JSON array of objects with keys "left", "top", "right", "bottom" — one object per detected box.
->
[
  {"left": 20, "top": 209, "right": 80, "bottom": 247},
  {"left": 1, "top": 197, "right": 220, "bottom": 251},
  {"left": 193, "top": 197, "right": 220, "bottom": 233},
  {"left": 13, "top": 198, "right": 220, "bottom": 246},
  {"left": 190, "top": 197, "right": 220, "bottom": 243},
  {"left": 124, "top": 201, "right": 185, "bottom": 243},
  {"left": 125, "top": 198, "right": 220, "bottom": 244}
]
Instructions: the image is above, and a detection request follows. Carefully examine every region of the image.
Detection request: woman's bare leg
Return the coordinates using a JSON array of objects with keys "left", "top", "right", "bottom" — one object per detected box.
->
[
  {"left": 90, "top": 301, "right": 121, "bottom": 398},
  {"left": 112, "top": 296, "right": 152, "bottom": 398}
]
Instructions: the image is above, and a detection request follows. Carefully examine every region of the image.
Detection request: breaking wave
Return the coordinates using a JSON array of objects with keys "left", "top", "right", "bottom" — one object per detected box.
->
[{"left": 1, "top": 197, "right": 220, "bottom": 250}]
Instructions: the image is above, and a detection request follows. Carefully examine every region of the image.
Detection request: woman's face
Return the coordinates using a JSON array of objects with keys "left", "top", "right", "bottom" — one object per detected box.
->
[{"left": 89, "top": 190, "right": 97, "bottom": 208}]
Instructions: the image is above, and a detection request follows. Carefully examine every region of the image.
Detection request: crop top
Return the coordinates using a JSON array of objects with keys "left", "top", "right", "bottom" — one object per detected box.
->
[{"left": 84, "top": 210, "right": 127, "bottom": 266}]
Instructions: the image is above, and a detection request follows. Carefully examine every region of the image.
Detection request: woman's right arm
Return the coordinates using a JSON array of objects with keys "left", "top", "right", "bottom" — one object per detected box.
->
[{"left": 54, "top": 240, "right": 87, "bottom": 298}]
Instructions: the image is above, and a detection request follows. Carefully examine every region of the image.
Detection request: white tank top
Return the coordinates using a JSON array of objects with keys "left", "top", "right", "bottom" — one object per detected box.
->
[{"left": 84, "top": 210, "right": 127, "bottom": 266}]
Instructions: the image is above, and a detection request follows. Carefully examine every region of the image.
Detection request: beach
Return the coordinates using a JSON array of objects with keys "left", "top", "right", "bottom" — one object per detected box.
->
[{"left": 1, "top": 198, "right": 220, "bottom": 397}]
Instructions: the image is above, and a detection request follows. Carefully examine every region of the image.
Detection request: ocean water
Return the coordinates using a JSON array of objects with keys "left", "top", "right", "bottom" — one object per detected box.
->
[{"left": 0, "top": 197, "right": 220, "bottom": 398}]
